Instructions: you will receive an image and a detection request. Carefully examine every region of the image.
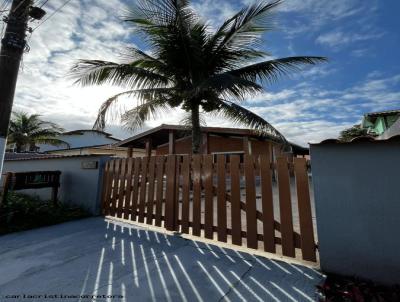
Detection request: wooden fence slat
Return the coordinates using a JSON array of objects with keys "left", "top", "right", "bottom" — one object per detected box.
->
[
  {"left": 294, "top": 158, "right": 316, "bottom": 262},
  {"left": 259, "top": 154, "right": 276, "bottom": 253},
  {"left": 204, "top": 154, "right": 214, "bottom": 239},
  {"left": 146, "top": 157, "right": 156, "bottom": 225},
  {"left": 102, "top": 161, "right": 114, "bottom": 215},
  {"left": 154, "top": 156, "right": 165, "bottom": 227},
  {"left": 217, "top": 155, "right": 227, "bottom": 242},
  {"left": 174, "top": 156, "right": 181, "bottom": 231},
  {"left": 138, "top": 157, "right": 148, "bottom": 223},
  {"left": 230, "top": 155, "right": 242, "bottom": 246},
  {"left": 100, "top": 161, "right": 110, "bottom": 213},
  {"left": 123, "top": 158, "right": 134, "bottom": 220},
  {"left": 130, "top": 158, "right": 141, "bottom": 221},
  {"left": 165, "top": 155, "right": 176, "bottom": 231},
  {"left": 192, "top": 155, "right": 202, "bottom": 236},
  {"left": 244, "top": 155, "right": 258, "bottom": 249},
  {"left": 109, "top": 159, "right": 121, "bottom": 217},
  {"left": 277, "top": 157, "right": 295, "bottom": 257},
  {"left": 180, "top": 155, "right": 190, "bottom": 234},
  {"left": 116, "top": 158, "right": 127, "bottom": 218}
]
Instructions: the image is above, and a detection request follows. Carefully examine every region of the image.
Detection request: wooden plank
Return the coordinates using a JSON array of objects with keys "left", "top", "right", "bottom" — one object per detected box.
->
[
  {"left": 154, "top": 156, "right": 165, "bottom": 227},
  {"left": 180, "top": 155, "right": 190, "bottom": 234},
  {"left": 109, "top": 159, "right": 121, "bottom": 217},
  {"left": 100, "top": 161, "right": 110, "bottom": 213},
  {"left": 277, "top": 156, "right": 295, "bottom": 258},
  {"left": 146, "top": 157, "right": 156, "bottom": 225},
  {"left": 192, "top": 155, "right": 202, "bottom": 236},
  {"left": 116, "top": 158, "right": 127, "bottom": 218},
  {"left": 174, "top": 156, "right": 181, "bottom": 231},
  {"left": 294, "top": 158, "right": 316, "bottom": 262},
  {"left": 230, "top": 155, "right": 242, "bottom": 246},
  {"left": 203, "top": 154, "right": 214, "bottom": 239},
  {"left": 216, "top": 155, "right": 227, "bottom": 242},
  {"left": 123, "top": 158, "right": 134, "bottom": 220},
  {"left": 165, "top": 155, "right": 176, "bottom": 231},
  {"left": 130, "top": 158, "right": 141, "bottom": 221},
  {"left": 102, "top": 161, "right": 113, "bottom": 215},
  {"left": 138, "top": 157, "right": 148, "bottom": 223},
  {"left": 259, "top": 154, "right": 276, "bottom": 253},
  {"left": 244, "top": 155, "right": 258, "bottom": 249}
]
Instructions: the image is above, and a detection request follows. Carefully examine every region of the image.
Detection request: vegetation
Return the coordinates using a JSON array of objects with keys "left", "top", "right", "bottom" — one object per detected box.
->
[
  {"left": 71, "top": 0, "right": 326, "bottom": 153},
  {"left": 317, "top": 274, "right": 400, "bottom": 302},
  {"left": 8, "top": 111, "right": 69, "bottom": 153},
  {"left": 338, "top": 124, "right": 376, "bottom": 142},
  {"left": 0, "top": 192, "right": 90, "bottom": 235}
]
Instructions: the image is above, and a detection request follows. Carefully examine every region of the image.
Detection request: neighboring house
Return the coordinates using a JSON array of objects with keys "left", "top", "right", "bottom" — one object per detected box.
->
[
  {"left": 116, "top": 124, "right": 308, "bottom": 161},
  {"left": 37, "top": 130, "right": 121, "bottom": 152},
  {"left": 46, "top": 145, "right": 145, "bottom": 158},
  {"left": 361, "top": 109, "right": 400, "bottom": 139}
]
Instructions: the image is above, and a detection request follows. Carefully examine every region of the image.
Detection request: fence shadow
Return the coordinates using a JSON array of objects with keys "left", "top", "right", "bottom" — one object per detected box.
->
[{"left": 69, "top": 219, "right": 323, "bottom": 302}]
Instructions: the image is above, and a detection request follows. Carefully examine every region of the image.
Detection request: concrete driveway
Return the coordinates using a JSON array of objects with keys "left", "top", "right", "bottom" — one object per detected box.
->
[{"left": 0, "top": 218, "right": 324, "bottom": 302}]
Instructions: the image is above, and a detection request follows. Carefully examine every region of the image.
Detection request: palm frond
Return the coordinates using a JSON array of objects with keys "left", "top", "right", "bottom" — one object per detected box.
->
[
  {"left": 93, "top": 88, "right": 176, "bottom": 131},
  {"left": 213, "top": 99, "right": 287, "bottom": 143},
  {"left": 70, "top": 60, "right": 170, "bottom": 88},
  {"left": 195, "top": 73, "right": 263, "bottom": 100},
  {"left": 121, "top": 99, "right": 171, "bottom": 131},
  {"left": 227, "top": 56, "right": 328, "bottom": 84},
  {"left": 214, "top": 1, "right": 282, "bottom": 51}
]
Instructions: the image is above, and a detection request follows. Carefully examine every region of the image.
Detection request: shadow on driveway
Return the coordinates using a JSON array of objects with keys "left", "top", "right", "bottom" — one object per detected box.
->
[{"left": 0, "top": 218, "right": 324, "bottom": 301}]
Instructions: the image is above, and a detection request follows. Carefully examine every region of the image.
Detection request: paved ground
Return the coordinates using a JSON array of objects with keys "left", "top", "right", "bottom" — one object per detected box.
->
[{"left": 0, "top": 218, "right": 324, "bottom": 302}]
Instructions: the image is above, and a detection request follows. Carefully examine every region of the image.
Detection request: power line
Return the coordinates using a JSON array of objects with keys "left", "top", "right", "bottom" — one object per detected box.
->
[
  {"left": 38, "top": 0, "right": 49, "bottom": 8},
  {"left": 32, "top": 0, "right": 72, "bottom": 31}
]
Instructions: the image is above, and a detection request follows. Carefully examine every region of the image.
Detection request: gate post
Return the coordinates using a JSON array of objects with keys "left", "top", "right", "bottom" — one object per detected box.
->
[{"left": 165, "top": 155, "right": 177, "bottom": 231}]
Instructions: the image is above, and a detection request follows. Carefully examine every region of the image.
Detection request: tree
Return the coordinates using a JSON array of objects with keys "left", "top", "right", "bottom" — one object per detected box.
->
[
  {"left": 71, "top": 0, "right": 326, "bottom": 153},
  {"left": 338, "top": 124, "right": 375, "bottom": 142},
  {"left": 8, "top": 112, "right": 69, "bottom": 153}
]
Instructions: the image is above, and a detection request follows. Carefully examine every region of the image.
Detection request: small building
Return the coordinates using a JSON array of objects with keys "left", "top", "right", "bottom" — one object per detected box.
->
[
  {"left": 45, "top": 144, "right": 145, "bottom": 158},
  {"left": 116, "top": 124, "right": 308, "bottom": 160},
  {"left": 361, "top": 109, "right": 400, "bottom": 139},
  {"left": 37, "top": 130, "right": 121, "bottom": 153}
]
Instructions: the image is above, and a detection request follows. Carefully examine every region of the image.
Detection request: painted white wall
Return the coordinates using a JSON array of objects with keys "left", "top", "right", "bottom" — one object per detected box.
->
[
  {"left": 311, "top": 140, "right": 400, "bottom": 285},
  {"left": 38, "top": 131, "right": 119, "bottom": 152},
  {"left": 2, "top": 155, "right": 110, "bottom": 215}
]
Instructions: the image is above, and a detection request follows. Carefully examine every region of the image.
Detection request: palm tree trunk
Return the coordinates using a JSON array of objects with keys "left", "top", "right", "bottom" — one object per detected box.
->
[{"left": 191, "top": 104, "right": 202, "bottom": 154}]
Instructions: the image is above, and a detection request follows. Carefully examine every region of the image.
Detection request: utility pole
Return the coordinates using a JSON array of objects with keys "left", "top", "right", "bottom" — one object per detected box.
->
[{"left": 0, "top": 0, "right": 32, "bottom": 175}]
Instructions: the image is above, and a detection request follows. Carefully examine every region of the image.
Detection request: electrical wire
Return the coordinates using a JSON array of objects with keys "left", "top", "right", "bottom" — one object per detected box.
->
[
  {"left": 31, "top": 0, "right": 72, "bottom": 31},
  {"left": 38, "top": 0, "right": 49, "bottom": 8}
]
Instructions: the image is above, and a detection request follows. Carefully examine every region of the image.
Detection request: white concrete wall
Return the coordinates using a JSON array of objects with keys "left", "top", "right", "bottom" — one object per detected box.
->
[
  {"left": 311, "top": 140, "right": 400, "bottom": 285},
  {"left": 39, "top": 132, "right": 118, "bottom": 152},
  {"left": 2, "top": 155, "right": 111, "bottom": 215}
]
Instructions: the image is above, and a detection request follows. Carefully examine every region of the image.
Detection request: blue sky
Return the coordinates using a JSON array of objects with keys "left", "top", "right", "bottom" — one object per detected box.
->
[{"left": 3, "top": 0, "right": 400, "bottom": 145}]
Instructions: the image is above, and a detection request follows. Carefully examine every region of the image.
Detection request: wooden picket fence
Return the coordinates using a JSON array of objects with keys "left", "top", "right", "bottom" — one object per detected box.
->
[{"left": 101, "top": 154, "right": 317, "bottom": 262}]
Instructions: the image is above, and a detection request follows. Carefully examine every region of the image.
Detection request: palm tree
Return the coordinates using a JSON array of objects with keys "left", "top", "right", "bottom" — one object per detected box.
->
[
  {"left": 8, "top": 112, "right": 69, "bottom": 153},
  {"left": 71, "top": 0, "right": 326, "bottom": 153},
  {"left": 338, "top": 124, "right": 376, "bottom": 142}
]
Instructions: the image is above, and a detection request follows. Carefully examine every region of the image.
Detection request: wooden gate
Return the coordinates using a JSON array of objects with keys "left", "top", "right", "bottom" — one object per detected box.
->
[{"left": 101, "top": 154, "right": 317, "bottom": 262}]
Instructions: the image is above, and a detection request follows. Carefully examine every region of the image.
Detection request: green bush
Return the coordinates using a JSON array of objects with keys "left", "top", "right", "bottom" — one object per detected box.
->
[{"left": 0, "top": 192, "right": 90, "bottom": 235}]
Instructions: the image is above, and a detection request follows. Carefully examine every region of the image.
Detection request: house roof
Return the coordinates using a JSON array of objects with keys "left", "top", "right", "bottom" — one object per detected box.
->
[
  {"left": 309, "top": 135, "right": 400, "bottom": 145},
  {"left": 364, "top": 109, "right": 400, "bottom": 118},
  {"left": 4, "top": 152, "right": 112, "bottom": 162},
  {"left": 62, "top": 129, "right": 121, "bottom": 141},
  {"left": 116, "top": 124, "right": 284, "bottom": 148}
]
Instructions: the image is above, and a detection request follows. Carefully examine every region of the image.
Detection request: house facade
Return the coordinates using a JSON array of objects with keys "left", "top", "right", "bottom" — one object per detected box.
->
[
  {"left": 116, "top": 124, "right": 308, "bottom": 160},
  {"left": 361, "top": 109, "right": 400, "bottom": 138}
]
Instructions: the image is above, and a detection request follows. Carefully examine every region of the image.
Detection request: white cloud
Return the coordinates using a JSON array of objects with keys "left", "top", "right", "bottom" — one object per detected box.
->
[{"left": 316, "top": 30, "right": 383, "bottom": 49}]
